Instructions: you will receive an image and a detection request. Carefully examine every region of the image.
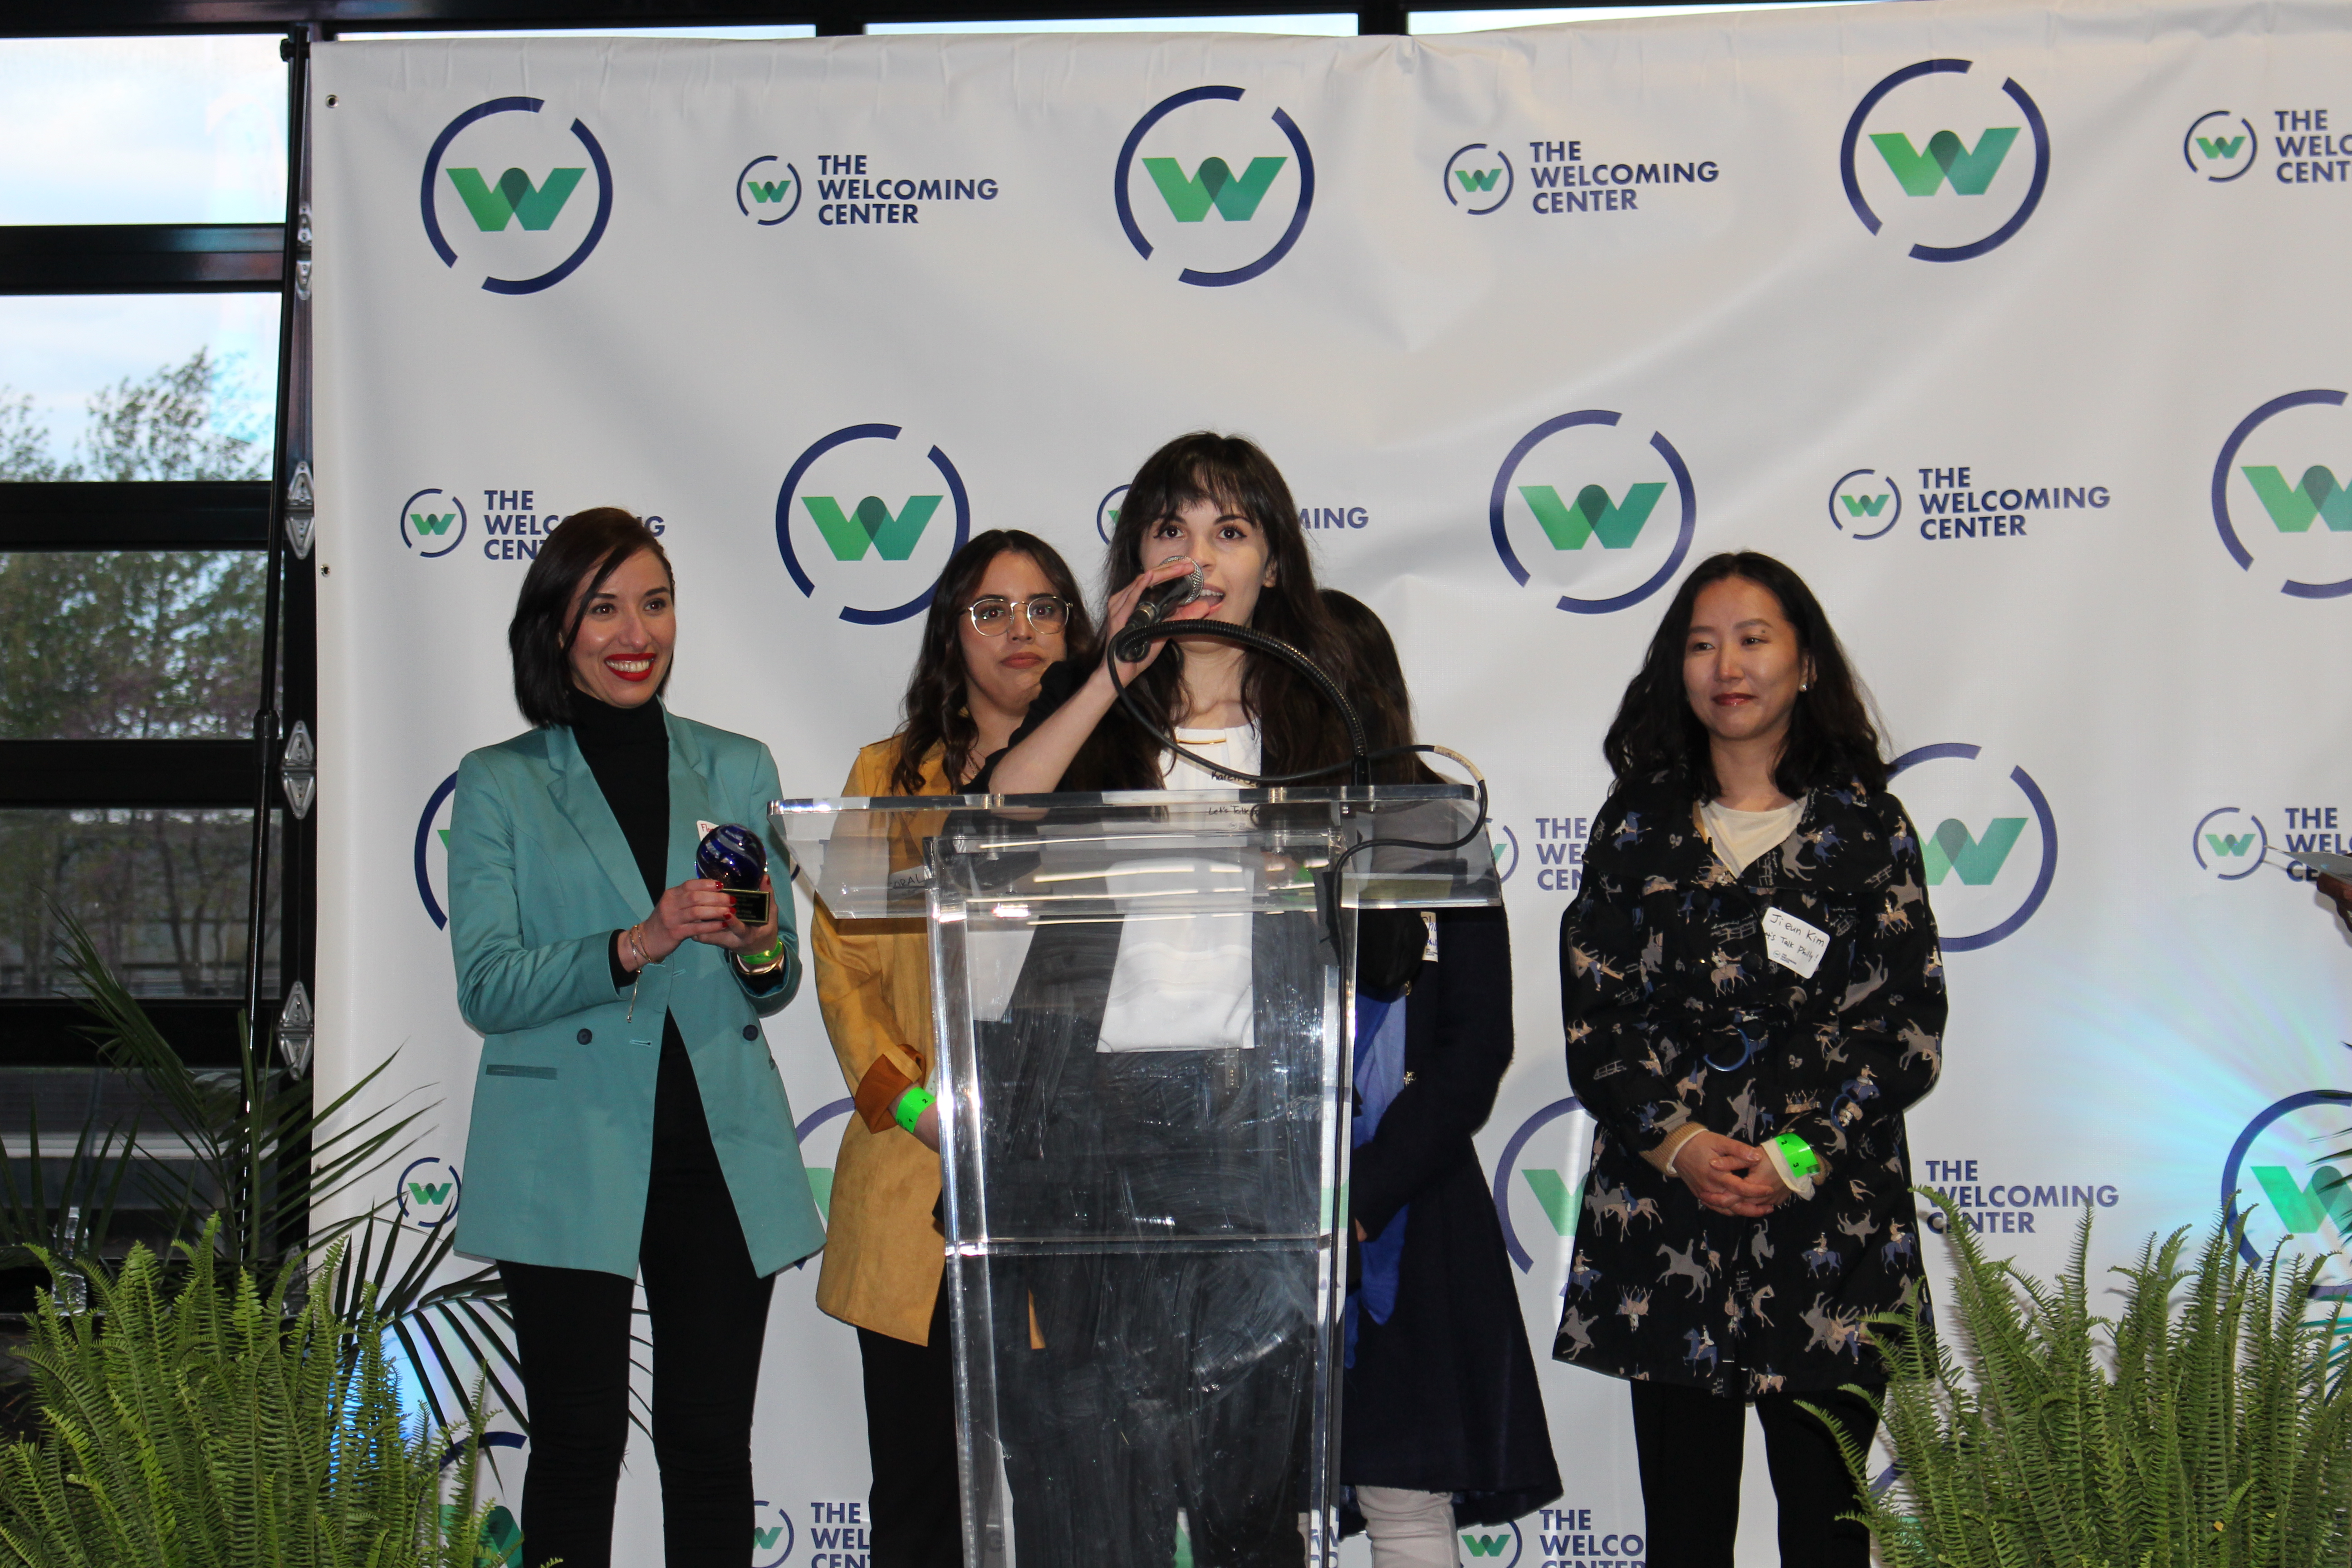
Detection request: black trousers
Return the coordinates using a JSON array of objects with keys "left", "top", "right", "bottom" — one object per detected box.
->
[
  {"left": 502, "top": 1034, "right": 776, "bottom": 1568},
  {"left": 1628, "top": 1379, "right": 1879, "bottom": 1568},
  {"left": 856, "top": 1278, "right": 966, "bottom": 1568}
]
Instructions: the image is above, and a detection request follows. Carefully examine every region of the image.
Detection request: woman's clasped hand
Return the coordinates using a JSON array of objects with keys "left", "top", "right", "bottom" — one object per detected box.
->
[{"left": 1668, "top": 1130, "right": 1792, "bottom": 1218}]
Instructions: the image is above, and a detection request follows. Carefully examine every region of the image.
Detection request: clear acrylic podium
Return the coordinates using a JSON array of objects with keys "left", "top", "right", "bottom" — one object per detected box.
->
[{"left": 772, "top": 786, "right": 1499, "bottom": 1568}]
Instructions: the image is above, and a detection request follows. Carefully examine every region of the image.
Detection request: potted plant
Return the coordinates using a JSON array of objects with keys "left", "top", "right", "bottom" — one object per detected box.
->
[{"left": 1838, "top": 1195, "right": 2352, "bottom": 1566}]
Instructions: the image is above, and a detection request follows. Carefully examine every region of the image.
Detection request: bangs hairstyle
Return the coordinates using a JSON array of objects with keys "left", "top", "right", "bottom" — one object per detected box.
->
[
  {"left": 1089, "top": 431, "right": 1357, "bottom": 788},
  {"left": 507, "top": 508, "right": 674, "bottom": 729},
  {"left": 889, "top": 529, "right": 1097, "bottom": 795},
  {"left": 1602, "top": 550, "right": 1886, "bottom": 800}
]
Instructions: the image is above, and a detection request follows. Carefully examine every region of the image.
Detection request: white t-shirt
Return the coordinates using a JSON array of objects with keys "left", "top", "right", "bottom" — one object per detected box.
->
[
  {"left": 1093, "top": 724, "right": 1262, "bottom": 1052},
  {"left": 1699, "top": 796, "right": 1806, "bottom": 876}
]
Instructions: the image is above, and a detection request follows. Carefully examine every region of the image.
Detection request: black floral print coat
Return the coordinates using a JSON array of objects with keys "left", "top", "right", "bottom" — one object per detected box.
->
[{"left": 1553, "top": 769, "right": 1945, "bottom": 1397}]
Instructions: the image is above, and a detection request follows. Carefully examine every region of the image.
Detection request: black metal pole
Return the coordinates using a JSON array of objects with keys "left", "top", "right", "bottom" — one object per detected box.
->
[{"left": 237, "top": 27, "right": 307, "bottom": 1264}]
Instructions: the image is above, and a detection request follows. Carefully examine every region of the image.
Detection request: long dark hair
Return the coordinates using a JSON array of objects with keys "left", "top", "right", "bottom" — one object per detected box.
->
[
  {"left": 508, "top": 508, "right": 673, "bottom": 729},
  {"left": 889, "top": 529, "right": 1095, "bottom": 794},
  {"left": 1319, "top": 590, "right": 1437, "bottom": 784},
  {"left": 1602, "top": 551, "right": 1885, "bottom": 799},
  {"left": 1084, "top": 432, "right": 1355, "bottom": 788}
]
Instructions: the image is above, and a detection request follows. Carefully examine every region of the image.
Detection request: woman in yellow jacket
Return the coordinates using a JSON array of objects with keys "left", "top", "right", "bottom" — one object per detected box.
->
[{"left": 812, "top": 529, "right": 1096, "bottom": 1566}]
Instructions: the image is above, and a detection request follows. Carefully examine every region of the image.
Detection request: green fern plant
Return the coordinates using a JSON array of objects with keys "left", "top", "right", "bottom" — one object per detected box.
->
[
  {"left": 0, "top": 1223, "right": 511, "bottom": 1568},
  {"left": 50, "top": 906, "right": 526, "bottom": 1439},
  {"left": 1828, "top": 1195, "right": 2352, "bottom": 1567}
]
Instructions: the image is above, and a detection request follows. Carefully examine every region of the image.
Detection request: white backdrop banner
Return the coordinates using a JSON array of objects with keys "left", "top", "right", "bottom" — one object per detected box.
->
[{"left": 312, "top": 4, "right": 2352, "bottom": 1562}]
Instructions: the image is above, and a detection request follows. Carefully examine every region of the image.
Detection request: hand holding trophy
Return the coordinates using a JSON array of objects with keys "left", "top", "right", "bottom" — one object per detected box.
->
[{"left": 696, "top": 822, "right": 787, "bottom": 974}]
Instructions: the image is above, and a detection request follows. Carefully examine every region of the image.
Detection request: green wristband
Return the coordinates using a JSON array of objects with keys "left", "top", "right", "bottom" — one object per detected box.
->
[
  {"left": 738, "top": 933, "right": 786, "bottom": 970},
  {"left": 893, "top": 1086, "right": 937, "bottom": 1135},
  {"left": 1773, "top": 1133, "right": 1821, "bottom": 1181}
]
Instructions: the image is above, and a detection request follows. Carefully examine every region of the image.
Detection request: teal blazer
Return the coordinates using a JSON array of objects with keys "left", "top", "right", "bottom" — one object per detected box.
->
[{"left": 446, "top": 707, "right": 825, "bottom": 1279}]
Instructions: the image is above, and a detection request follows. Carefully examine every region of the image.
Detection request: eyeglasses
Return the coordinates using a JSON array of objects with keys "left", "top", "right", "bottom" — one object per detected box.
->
[{"left": 966, "top": 595, "right": 1070, "bottom": 636}]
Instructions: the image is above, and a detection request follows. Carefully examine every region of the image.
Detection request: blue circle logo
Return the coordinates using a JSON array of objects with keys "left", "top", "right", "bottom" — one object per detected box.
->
[
  {"left": 2210, "top": 390, "right": 2352, "bottom": 600},
  {"left": 776, "top": 424, "right": 972, "bottom": 626},
  {"left": 737, "top": 155, "right": 803, "bottom": 225},
  {"left": 416, "top": 771, "right": 459, "bottom": 928},
  {"left": 421, "top": 97, "right": 613, "bottom": 295},
  {"left": 1114, "top": 86, "right": 1315, "bottom": 287},
  {"left": 396, "top": 1155, "right": 462, "bottom": 1230},
  {"left": 1828, "top": 468, "right": 1902, "bottom": 541},
  {"left": 1886, "top": 743, "right": 2057, "bottom": 951},
  {"left": 1841, "top": 60, "right": 2050, "bottom": 262},
  {"left": 2222, "top": 1091, "right": 2352, "bottom": 1296},
  {"left": 1489, "top": 410, "right": 1697, "bottom": 615},
  {"left": 751, "top": 1499, "right": 796, "bottom": 1568},
  {"left": 1491, "top": 1096, "right": 1585, "bottom": 1274},
  {"left": 1492, "top": 823, "right": 1519, "bottom": 883},
  {"left": 1455, "top": 1520, "right": 1522, "bottom": 1568},
  {"left": 399, "top": 489, "right": 469, "bottom": 558},
  {"left": 1442, "top": 142, "right": 1514, "bottom": 215},
  {"left": 1096, "top": 481, "right": 1128, "bottom": 545},
  {"left": 2192, "top": 806, "right": 2269, "bottom": 882},
  {"left": 2184, "top": 111, "right": 2258, "bottom": 182}
]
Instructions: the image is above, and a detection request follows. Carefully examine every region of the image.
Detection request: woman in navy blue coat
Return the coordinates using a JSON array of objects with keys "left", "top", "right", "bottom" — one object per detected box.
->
[{"left": 1326, "top": 592, "right": 1561, "bottom": 1562}]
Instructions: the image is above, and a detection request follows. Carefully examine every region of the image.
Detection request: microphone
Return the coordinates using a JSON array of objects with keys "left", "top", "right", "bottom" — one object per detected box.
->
[{"left": 1113, "top": 559, "right": 1205, "bottom": 659}]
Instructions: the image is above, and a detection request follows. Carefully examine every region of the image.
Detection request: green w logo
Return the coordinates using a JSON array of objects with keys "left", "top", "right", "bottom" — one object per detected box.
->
[
  {"left": 2205, "top": 831, "right": 2257, "bottom": 858},
  {"left": 1462, "top": 1534, "right": 1513, "bottom": 1558},
  {"left": 1519, "top": 1168, "right": 1580, "bottom": 1236},
  {"left": 753, "top": 1526, "right": 784, "bottom": 1551},
  {"left": 407, "top": 1181, "right": 454, "bottom": 1206},
  {"left": 745, "top": 177, "right": 792, "bottom": 204},
  {"left": 2196, "top": 134, "right": 2248, "bottom": 161},
  {"left": 1455, "top": 167, "right": 1505, "bottom": 193},
  {"left": 1870, "top": 129, "right": 2019, "bottom": 196},
  {"left": 1143, "top": 157, "right": 1287, "bottom": 222},
  {"left": 410, "top": 512, "right": 457, "bottom": 537},
  {"left": 2253, "top": 1165, "right": 2352, "bottom": 1235},
  {"left": 1840, "top": 492, "right": 1891, "bottom": 519},
  {"left": 2241, "top": 466, "right": 2352, "bottom": 533},
  {"left": 1520, "top": 483, "right": 1665, "bottom": 550},
  {"left": 803, "top": 495, "right": 942, "bottom": 562},
  {"left": 446, "top": 166, "right": 585, "bottom": 231},
  {"left": 1924, "top": 818, "right": 2025, "bottom": 886}
]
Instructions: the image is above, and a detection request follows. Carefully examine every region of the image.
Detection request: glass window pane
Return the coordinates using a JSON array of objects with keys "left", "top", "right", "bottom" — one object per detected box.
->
[
  {"left": 0, "top": 808, "right": 279, "bottom": 999},
  {"left": 0, "top": 553, "right": 264, "bottom": 741},
  {"left": 0, "top": 36, "right": 287, "bottom": 226},
  {"left": 0, "top": 296, "right": 276, "bottom": 481},
  {"left": 869, "top": 15, "right": 1359, "bottom": 33},
  {"left": 1412, "top": 3, "right": 1873, "bottom": 29}
]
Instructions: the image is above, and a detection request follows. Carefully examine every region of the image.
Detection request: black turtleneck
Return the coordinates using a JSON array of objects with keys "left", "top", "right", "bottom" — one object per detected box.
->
[
  {"left": 569, "top": 689, "right": 671, "bottom": 905},
  {"left": 567, "top": 691, "right": 732, "bottom": 1180}
]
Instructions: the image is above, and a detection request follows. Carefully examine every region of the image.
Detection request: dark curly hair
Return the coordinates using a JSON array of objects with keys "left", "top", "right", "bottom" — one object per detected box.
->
[
  {"left": 507, "top": 508, "right": 673, "bottom": 729},
  {"left": 1602, "top": 551, "right": 1886, "bottom": 799},
  {"left": 1078, "top": 431, "right": 1356, "bottom": 789},
  {"left": 888, "top": 529, "right": 1095, "bottom": 794}
]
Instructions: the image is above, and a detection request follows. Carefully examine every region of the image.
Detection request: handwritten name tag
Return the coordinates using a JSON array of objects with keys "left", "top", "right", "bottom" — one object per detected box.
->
[{"left": 1763, "top": 906, "right": 1829, "bottom": 978}]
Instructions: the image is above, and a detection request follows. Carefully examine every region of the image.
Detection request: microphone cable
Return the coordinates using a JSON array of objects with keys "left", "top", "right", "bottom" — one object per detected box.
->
[{"left": 1099, "top": 617, "right": 1494, "bottom": 950}]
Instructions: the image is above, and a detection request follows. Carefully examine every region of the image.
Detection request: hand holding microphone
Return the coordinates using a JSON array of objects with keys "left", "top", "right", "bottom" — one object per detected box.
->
[{"left": 1109, "top": 556, "right": 1206, "bottom": 666}]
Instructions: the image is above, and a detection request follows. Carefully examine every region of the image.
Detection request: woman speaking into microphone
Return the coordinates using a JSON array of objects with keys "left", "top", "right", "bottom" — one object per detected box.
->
[{"left": 446, "top": 508, "right": 825, "bottom": 1568}]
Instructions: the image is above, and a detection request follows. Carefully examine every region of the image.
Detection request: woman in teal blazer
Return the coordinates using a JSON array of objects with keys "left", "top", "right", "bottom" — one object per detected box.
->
[{"left": 447, "top": 508, "right": 823, "bottom": 1568}]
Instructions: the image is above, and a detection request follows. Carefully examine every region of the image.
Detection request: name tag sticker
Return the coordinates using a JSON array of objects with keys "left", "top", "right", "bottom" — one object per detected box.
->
[{"left": 1762, "top": 906, "right": 1829, "bottom": 978}]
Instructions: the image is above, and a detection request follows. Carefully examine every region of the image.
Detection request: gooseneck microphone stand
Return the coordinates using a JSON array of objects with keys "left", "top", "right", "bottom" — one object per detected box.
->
[{"left": 1102, "top": 617, "right": 1492, "bottom": 954}]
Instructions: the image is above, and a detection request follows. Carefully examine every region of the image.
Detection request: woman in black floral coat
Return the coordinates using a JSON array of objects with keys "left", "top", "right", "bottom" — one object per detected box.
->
[{"left": 1555, "top": 552, "right": 1945, "bottom": 1568}]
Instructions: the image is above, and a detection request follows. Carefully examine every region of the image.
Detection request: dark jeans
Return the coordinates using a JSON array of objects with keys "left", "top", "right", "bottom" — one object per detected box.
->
[
  {"left": 857, "top": 1278, "right": 966, "bottom": 1568},
  {"left": 1628, "top": 1379, "right": 1879, "bottom": 1568},
  {"left": 502, "top": 1034, "right": 776, "bottom": 1568}
]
